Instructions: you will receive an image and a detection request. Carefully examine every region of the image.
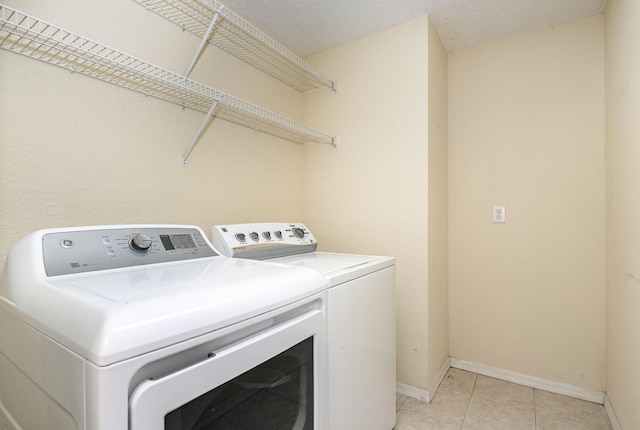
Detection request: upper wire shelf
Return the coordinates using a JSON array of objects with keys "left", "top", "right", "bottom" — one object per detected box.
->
[
  {"left": 0, "top": 4, "right": 337, "bottom": 164},
  {"left": 133, "top": 0, "right": 337, "bottom": 92}
]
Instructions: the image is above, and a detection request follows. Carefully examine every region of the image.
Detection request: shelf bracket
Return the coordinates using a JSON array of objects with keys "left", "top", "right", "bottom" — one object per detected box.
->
[
  {"left": 184, "top": 6, "right": 223, "bottom": 78},
  {"left": 181, "top": 99, "right": 219, "bottom": 167}
]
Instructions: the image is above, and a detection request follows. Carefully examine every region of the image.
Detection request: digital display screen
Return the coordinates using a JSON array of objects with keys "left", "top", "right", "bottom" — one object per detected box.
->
[{"left": 160, "top": 234, "right": 197, "bottom": 251}]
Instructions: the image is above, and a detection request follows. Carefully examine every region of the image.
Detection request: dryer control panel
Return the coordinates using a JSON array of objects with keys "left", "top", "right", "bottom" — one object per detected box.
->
[
  {"left": 212, "top": 222, "right": 317, "bottom": 260},
  {"left": 42, "top": 225, "right": 217, "bottom": 276}
]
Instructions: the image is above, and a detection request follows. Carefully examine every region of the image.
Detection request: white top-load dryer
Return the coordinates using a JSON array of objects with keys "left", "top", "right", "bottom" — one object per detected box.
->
[
  {"left": 212, "top": 222, "right": 396, "bottom": 430},
  {"left": 0, "top": 225, "right": 329, "bottom": 430}
]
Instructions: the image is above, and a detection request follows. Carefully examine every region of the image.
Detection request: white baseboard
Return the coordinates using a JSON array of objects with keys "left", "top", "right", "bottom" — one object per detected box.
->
[
  {"left": 396, "top": 357, "right": 451, "bottom": 403},
  {"left": 604, "top": 394, "right": 622, "bottom": 430},
  {"left": 450, "top": 357, "right": 605, "bottom": 404},
  {"left": 396, "top": 381, "right": 429, "bottom": 403}
]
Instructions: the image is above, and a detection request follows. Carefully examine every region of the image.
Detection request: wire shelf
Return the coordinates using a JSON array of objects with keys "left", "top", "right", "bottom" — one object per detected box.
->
[
  {"left": 0, "top": 4, "right": 337, "bottom": 163},
  {"left": 133, "top": 0, "right": 338, "bottom": 92}
]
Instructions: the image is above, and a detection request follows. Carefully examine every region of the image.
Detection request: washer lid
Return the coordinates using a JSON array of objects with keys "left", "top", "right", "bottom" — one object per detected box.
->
[
  {"left": 1, "top": 226, "right": 327, "bottom": 366},
  {"left": 270, "top": 252, "right": 395, "bottom": 286},
  {"left": 5, "top": 258, "right": 326, "bottom": 366}
]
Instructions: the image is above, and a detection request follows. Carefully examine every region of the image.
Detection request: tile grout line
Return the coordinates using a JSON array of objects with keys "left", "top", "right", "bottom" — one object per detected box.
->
[
  {"left": 459, "top": 373, "right": 479, "bottom": 430},
  {"left": 396, "top": 395, "right": 407, "bottom": 413},
  {"left": 533, "top": 388, "right": 538, "bottom": 430}
]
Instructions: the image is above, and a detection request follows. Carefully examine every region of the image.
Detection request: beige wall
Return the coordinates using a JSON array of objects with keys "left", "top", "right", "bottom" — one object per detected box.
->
[
  {"left": 0, "top": 0, "right": 310, "bottom": 269},
  {"left": 449, "top": 16, "right": 606, "bottom": 391},
  {"left": 605, "top": 0, "right": 640, "bottom": 428},
  {"left": 304, "top": 16, "right": 448, "bottom": 392}
]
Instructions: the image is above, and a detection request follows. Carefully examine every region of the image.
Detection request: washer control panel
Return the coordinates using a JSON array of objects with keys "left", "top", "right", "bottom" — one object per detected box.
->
[
  {"left": 212, "top": 222, "right": 317, "bottom": 260},
  {"left": 42, "top": 225, "right": 217, "bottom": 276}
]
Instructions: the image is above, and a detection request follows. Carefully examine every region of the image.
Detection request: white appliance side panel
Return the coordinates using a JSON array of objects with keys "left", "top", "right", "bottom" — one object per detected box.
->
[
  {"left": 0, "top": 307, "right": 85, "bottom": 430},
  {"left": 328, "top": 266, "right": 396, "bottom": 430}
]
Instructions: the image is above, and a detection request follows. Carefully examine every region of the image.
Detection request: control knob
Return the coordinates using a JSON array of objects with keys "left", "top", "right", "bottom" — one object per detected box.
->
[
  {"left": 129, "top": 233, "right": 152, "bottom": 253},
  {"left": 292, "top": 228, "right": 305, "bottom": 239}
]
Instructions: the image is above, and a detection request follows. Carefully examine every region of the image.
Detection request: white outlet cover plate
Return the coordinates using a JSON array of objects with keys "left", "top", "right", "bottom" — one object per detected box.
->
[{"left": 493, "top": 205, "right": 506, "bottom": 223}]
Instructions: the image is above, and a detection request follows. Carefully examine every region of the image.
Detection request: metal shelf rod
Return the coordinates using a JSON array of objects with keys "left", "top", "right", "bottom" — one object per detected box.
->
[
  {"left": 184, "top": 6, "right": 221, "bottom": 78},
  {"left": 181, "top": 99, "right": 219, "bottom": 166}
]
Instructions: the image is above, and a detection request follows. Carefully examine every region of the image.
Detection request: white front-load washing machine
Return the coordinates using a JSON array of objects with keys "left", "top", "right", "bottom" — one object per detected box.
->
[
  {"left": 212, "top": 222, "right": 396, "bottom": 430},
  {"left": 0, "top": 224, "right": 329, "bottom": 430}
]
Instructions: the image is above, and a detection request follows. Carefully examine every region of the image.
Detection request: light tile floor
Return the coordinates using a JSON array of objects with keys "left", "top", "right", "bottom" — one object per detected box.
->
[{"left": 395, "top": 368, "right": 612, "bottom": 430}]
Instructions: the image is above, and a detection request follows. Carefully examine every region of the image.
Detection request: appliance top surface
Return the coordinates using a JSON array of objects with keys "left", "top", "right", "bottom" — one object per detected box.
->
[
  {"left": 0, "top": 225, "right": 328, "bottom": 366},
  {"left": 270, "top": 251, "right": 395, "bottom": 286}
]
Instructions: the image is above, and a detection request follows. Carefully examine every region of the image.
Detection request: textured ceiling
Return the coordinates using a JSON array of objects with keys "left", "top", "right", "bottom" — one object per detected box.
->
[{"left": 222, "top": 0, "right": 607, "bottom": 55}]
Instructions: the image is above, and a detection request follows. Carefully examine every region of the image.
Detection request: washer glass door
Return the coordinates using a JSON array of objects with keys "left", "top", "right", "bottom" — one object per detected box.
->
[
  {"left": 167, "top": 338, "right": 312, "bottom": 429},
  {"left": 129, "top": 307, "right": 324, "bottom": 430}
]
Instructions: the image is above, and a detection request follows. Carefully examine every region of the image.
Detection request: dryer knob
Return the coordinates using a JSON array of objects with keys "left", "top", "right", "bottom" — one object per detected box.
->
[
  {"left": 130, "top": 233, "right": 152, "bottom": 252},
  {"left": 292, "top": 228, "right": 305, "bottom": 239}
]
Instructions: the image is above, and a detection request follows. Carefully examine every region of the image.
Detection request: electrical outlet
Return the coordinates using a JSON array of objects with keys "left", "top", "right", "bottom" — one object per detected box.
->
[{"left": 493, "top": 205, "right": 506, "bottom": 223}]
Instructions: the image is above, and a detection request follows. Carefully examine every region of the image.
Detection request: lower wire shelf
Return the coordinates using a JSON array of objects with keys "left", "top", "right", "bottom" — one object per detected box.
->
[{"left": 0, "top": 4, "right": 337, "bottom": 165}]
